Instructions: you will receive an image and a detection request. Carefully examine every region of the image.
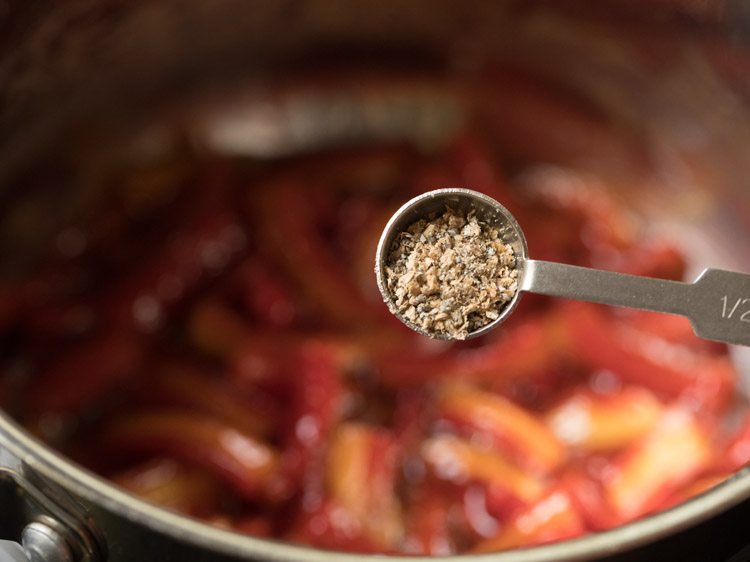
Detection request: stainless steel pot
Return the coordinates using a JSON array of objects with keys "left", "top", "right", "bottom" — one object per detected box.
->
[{"left": 2, "top": 2, "right": 750, "bottom": 561}]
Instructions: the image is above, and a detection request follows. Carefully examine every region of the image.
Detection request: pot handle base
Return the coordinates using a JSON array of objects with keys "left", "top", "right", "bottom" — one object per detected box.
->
[{"left": 0, "top": 469, "right": 101, "bottom": 562}]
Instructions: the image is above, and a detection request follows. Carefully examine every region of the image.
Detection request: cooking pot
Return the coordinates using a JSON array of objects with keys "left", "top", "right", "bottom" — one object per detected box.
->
[{"left": 1, "top": 1, "right": 750, "bottom": 561}]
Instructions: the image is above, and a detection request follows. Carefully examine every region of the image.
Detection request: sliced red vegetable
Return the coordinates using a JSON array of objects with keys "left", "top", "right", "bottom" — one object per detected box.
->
[
  {"left": 465, "top": 310, "right": 570, "bottom": 376},
  {"left": 662, "top": 472, "right": 731, "bottom": 510},
  {"left": 111, "top": 458, "right": 222, "bottom": 517},
  {"left": 287, "top": 499, "right": 384, "bottom": 554},
  {"left": 325, "top": 422, "right": 403, "bottom": 549},
  {"left": 402, "top": 487, "right": 456, "bottom": 555},
  {"left": 136, "top": 362, "right": 274, "bottom": 438},
  {"left": 421, "top": 435, "right": 545, "bottom": 506},
  {"left": 231, "top": 339, "right": 295, "bottom": 396},
  {"left": 472, "top": 488, "right": 585, "bottom": 553},
  {"left": 564, "top": 302, "right": 735, "bottom": 415},
  {"left": 232, "top": 258, "right": 303, "bottom": 329},
  {"left": 19, "top": 261, "right": 94, "bottom": 315},
  {"left": 545, "top": 385, "right": 663, "bottom": 453},
  {"left": 253, "top": 179, "right": 385, "bottom": 328},
  {"left": 624, "top": 309, "right": 726, "bottom": 354},
  {"left": 0, "top": 281, "right": 21, "bottom": 333},
  {"left": 476, "top": 66, "right": 648, "bottom": 176},
  {"left": 561, "top": 464, "right": 623, "bottom": 531},
  {"left": 594, "top": 239, "right": 687, "bottom": 281},
  {"left": 436, "top": 382, "right": 566, "bottom": 474},
  {"left": 188, "top": 299, "right": 254, "bottom": 358},
  {"left": 461, "top": 484, "right": 503, "bottom": 542},
  {"left": 232, "top": 515, "right": 275, "bottom": 538},
  {"left": 604, "top": 407, "right": 712, "bottom": 521},
  {"left": 392, "top": 386, "right": 433, "bottom": 451},
  {"left": 25, "top": 330, "right": 146, "bottom": 417},
  {"left": 22, "top": 301, "right": 96, "bottom": 340},
  {"left": 280, "top": 342, "right": 344, "bottom": 487},
  {"left": 299, "top": 144, "right": 416, "bottom": 197},
  {"left": 376, "top": 310, "right": 568, "bottom": 388},
  {"left": 96, "top": 410, "right": 287, "bottom": 502},
  {"left": 444, "top": 133, "right": 523, "bottom": 218},
  {"left": 230, "top": 327, "right": 389, "bottom": 398},
  {"left": 104, "top": 201, "right": 246, "bottom": 333},
  {"left": 349, "top": 205, "right": 400, "bottom": 306}
]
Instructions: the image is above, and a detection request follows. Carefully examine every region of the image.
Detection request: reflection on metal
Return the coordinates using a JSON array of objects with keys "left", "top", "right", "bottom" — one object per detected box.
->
[
  {"left": 0, "top": 469, "right": 103, "bottom": 562},
  {"left": 199, "top": 87, "right": 465, "bottom": 158},
  {"left": 22, "top": 521, "right": 74, "bottom": 562},
  {"left": 0, "top": 541, "right": 28, "bottom": 562}
]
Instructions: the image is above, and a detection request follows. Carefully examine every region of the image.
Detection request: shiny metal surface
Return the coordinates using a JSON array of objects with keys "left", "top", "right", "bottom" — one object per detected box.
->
[
  {"left": 22, "top": 521, "right": 74, "bottom": 562},
  {"left": 0, "top": 468, "right": 103, "bottom": 562},
  {"left": 0, "top": 541, "right": 28, "bottom": 562},
  {"left": 523, "top": 262, "right": 750, "bottom": 346}
]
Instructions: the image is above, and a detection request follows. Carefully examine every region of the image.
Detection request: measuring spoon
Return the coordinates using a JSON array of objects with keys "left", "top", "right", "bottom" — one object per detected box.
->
[{"left": 375, "top": 188, "right": 750, "bottom": 345}]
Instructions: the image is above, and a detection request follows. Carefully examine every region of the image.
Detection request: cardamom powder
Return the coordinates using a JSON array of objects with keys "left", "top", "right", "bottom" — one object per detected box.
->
[{"left": 385, "top": 207, "right": 518, "bottom": 339}]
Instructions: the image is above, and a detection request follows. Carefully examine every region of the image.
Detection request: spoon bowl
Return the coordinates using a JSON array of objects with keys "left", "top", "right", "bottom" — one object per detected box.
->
[{"left": 374, "top": 188, "right": 528, "bottom": 339}]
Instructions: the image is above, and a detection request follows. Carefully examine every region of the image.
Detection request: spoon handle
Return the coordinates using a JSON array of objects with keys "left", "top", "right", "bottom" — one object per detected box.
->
[{"left": 521, "top": 260, "right": 750, "bottom": 346}]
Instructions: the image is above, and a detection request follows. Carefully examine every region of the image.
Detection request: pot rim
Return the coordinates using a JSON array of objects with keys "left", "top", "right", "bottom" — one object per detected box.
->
[{"left": 2, "top": 410, "right": 750, "bottom": 562}]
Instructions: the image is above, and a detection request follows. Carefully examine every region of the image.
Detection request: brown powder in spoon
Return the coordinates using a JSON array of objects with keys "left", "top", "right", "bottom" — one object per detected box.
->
[{"left": 384, "top": 207, "right": 518, "bottom": 339}]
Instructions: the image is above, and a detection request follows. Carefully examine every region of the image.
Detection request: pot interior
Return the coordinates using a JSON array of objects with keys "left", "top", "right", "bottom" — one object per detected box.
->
[{"left": 1, "top": 2, "right": 750, "bottom": 561}]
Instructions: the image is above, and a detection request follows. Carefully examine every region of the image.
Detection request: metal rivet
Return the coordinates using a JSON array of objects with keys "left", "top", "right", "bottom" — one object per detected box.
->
[{"left": 21, "top": 522, "right": 74, "bottom": 562}]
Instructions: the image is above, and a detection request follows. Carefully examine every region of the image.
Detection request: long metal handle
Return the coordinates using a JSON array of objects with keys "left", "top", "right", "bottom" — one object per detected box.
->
[{"left": 521, "top": 260, "right": 750, "bottom": 346}]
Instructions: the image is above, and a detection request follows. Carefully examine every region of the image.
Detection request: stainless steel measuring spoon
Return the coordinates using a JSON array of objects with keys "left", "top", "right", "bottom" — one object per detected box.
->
[{"left": 375, "top": 188, "right": 750, "bottom": 345}]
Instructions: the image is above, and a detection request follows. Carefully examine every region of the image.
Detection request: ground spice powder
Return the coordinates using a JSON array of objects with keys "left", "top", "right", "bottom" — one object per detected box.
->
[{"left": 385, "top": 207, "right": 518, "bottom": 339}]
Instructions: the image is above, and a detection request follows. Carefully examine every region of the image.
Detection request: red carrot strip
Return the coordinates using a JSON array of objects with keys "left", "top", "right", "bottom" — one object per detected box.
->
[
  {"left": 604, "top": 407, "right": 712, "bottom": 521},
  {"left": 104, "top": 204, "right": 246, "bottom": 333},
  {"left": 564, "top": 302, "right": 735, "bottom": 415},
  {"left": 22, "top": 301, "right": 96, "bottom": 340},
  {"left": 436, "top": 382, "right": 566, "bottom": 474},
  {"left": 0, "top": 281, "right": 22, "bottom": 334},
  {"left": 325, "top": 422, "right": 403, "bottom": 549},
  {"left": 25, "top": 330, "right": 146, "bottom": 417},
  {"left": 624, "top": 309, "right": 725, "bottom": 354},
  {"left": 472, "top": 488, "right": 585, "bottom": 553},
  {"left": 561, "top": 465, "right": 623, "bottom": 531},
  {"left": 286, "top": 499, "right": 385, "bottom": 553},
  {"left": 253, "top": 179, "right": 384, "bottom": 328},
  {"left": 402, "top": 489, "right": 455, "bottom": 555},
  {"left": 444, "top": 133, "right": 523, "bottom": 218},
  {"left": 96, "top": 410, "right": 288, "bottom": 502},
  {"left": 111, "top": 458, "right": 222, "bottom": 517},
  {"left": 281, "top": 343, "right": 344, "bottom": 485},
  {"left": 663, "top": 472, "right": 731, "bottom": 509},
  {"left": 375, "top": 311, "right": 569, "bottom": 388},
  {"left": 545, "top": 386, "right": 663, "bottom": 453},
  {"left": 421, "top": 435, "right": 545, "bottom": 506},
  {"left": 594, "top": 240, "right": 686, "bottom": 281},
  {"left": 188, "top": 299, "right": 254, "bottom": 358},
  {"left": 232, "top": 258, "right": 303, "bottom": 329},
  {"left": 475, "top": 66, "right": 648, "bottom": 176},
  {"left": 136, "top": 362, "right": 274, "bottom": 438},
  {"left": 441, "top": 310, "right": 570, "bottom": 385}
]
